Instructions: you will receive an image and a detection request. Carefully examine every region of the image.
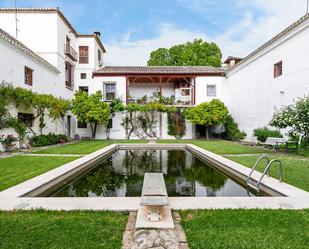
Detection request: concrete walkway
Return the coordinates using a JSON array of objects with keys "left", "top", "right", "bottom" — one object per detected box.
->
[{"left": 0, "top": 197, "right": 309, "bottom": 211}]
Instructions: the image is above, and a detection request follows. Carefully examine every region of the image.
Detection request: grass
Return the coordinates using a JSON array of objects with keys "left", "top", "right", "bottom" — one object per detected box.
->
[
  {"left": 0, "top": 156, "right": 77, "bottom": 191},
  {"left": 180, "top": 209, "right": 309, "bottom": 249},
  {"left": 226, "top": 154, "right": 309, "bottom": 192},
  {"left": 33, "top": 139, "right": 149, "bottom": 154},
  {"left": 34, "top": 140, "right": 112, "bottom": 154},
  {"left": 0, "top": 210, "right": 127, "bottom": 249},
  {"left": 159, "top": 139, "right": 269, "bottom": 154}
]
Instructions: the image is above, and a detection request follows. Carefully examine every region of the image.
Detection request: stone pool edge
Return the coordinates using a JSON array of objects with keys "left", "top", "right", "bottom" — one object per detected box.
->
[
  {"left": 0, "top": 144, "right": 118, "bottom": 197},
  {"left": 0, "top": 143, "right": 309, "bottom": 211}
]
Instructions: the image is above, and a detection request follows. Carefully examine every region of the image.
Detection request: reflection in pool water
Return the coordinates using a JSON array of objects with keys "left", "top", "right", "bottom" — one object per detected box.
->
[{"left": 52, "top": 150, "right": 256, "bottom": 197}]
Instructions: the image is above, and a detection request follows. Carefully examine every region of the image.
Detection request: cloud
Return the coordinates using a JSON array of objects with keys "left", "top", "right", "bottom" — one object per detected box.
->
[{"left": 105, "top": 0, "right": 308, "bottom": 65}]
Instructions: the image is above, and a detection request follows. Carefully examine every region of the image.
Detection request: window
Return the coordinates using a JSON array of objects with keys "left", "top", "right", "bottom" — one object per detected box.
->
[
  {"left": 77, "top": 121, "right": 87, "bottom": 128},
  {"left": 207, "top": 84, "right": 216, "bottom": 97},
  {"left": 181, "top": 88, "right": 191, "bottom": 96},
  {"left": 98, "top": 49, "right": 102, "bottom": 66},
  {"left": 80, "top": 73, "right": 87, "bottom": 79},
  {"left": 65, "top": 61, "right": 73, "bottom": 88},
  {"left": 79, "top": 86, "right": 89, "bottom": 93},
  {"left": 24, "top": 66, "right": 33, "bottom": 86},
  {"left": 104, "top": 83, "right": 116, "bottom": 101},
  {"left": 18, "top": 113, "right": 34, "bottom": 127},
  {"left": 274, "top": 61, "right": 282, "bottom": 78},
  {"left": 79, "top": 46, "right": 89, "bottom": 64}
]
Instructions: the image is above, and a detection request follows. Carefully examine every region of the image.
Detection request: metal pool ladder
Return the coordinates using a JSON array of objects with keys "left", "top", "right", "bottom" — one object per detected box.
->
[{"left": 246, "top": 156, "right": 283, "bottom": 193}]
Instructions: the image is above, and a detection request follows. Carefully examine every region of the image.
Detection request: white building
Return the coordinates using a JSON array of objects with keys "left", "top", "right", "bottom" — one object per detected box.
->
[
  {"left": 0, "top": 8, "right": 308, "bottom": 141},
  {"left": 0, "top": 8, "right": 105, "bottom": 144}
]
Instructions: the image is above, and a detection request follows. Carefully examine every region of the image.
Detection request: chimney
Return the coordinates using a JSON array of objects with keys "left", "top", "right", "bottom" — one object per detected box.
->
[
  {"left": 94, "top": 31, "right": 101, "bottom": 37},
  {"left": 224, "top": 56, "right": 243, "bottom": 68}
]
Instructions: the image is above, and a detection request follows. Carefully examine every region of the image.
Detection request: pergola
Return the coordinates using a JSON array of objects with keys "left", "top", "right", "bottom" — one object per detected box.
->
[{"left": 92, "top": 66, "right": 226, "bottom": 104}]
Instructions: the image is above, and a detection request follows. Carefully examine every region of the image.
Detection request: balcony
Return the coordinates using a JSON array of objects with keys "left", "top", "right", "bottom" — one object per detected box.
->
[{"left": 64, "top": 44, "right": 78, "bottom": 61}]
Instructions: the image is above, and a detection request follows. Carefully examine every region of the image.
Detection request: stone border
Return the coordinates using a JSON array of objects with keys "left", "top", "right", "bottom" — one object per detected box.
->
[
  {"left": 0, "top": 144, "right": 118, "bottom": 197},
  {"left": 0, "top": 143, "right": 308, "bottom": 211},
  {"left": 185, "top": 144, "right": 309, "bottom": 197},
  {"left": 0, "top": 196, "right": 309, "bottom": 211}
]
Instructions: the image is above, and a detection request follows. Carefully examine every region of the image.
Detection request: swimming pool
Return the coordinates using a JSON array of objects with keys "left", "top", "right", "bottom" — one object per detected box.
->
[{"left": 50, "top": 149, "right": 259, "bottom": 197}]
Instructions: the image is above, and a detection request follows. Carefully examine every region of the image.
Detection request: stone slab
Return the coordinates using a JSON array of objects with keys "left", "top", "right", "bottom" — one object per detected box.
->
[
  {"left": 0, "top": 197, "right": 309, "bottom": 211},
  {"left": 135, "top": 206, "right": 174, "bottom": 229}
]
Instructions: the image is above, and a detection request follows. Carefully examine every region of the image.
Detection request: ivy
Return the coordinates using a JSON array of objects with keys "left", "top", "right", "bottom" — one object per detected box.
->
[
  {"left": 167, "top": 108, "right": 186, "bottom": 139},
  {"left": 0, "top": 81, "right": 70, "bottom": 136}
]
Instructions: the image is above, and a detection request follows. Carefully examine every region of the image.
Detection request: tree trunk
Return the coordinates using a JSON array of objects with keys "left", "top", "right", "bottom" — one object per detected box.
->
[
  {"left": 90, "top": 122, "right": 97, "bottom": 139},
  {"left": 205, "top": 126, "right": 209, "bottom": 140}
]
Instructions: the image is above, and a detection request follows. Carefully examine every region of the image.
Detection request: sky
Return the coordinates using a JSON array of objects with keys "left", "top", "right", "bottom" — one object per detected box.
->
[{"left": 0, "top": 0, "right": 308, "bottom": 65}]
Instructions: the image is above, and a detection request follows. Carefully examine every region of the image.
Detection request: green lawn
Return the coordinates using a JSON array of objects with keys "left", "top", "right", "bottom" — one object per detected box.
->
[
  {"left": 0, "top": 156, "right": 77, "bottom": 191},
  {"left": 159, "top": 139, "right": 269, "bottom": 154},
  {"left": 0, "top": 210, "right": 127, "bottom": 249},
  {"left": 33, "top": 139, "right": 149, "bottom": 154},
  {"left": 226, "top": 155, "right": 309, "bottom": 192},
  {"left": 34, "top": 140, "right": 112, "bottom": 154},
  {"left": 180, "top": 209, "right": 309, "bottom": 249}
]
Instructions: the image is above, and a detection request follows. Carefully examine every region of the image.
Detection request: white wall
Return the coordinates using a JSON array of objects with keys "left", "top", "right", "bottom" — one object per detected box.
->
[
  {"left": 195, "top": 76, "right": 226, "bottom": 105},
  {"left": 224, "top": 18, "right": 309, "bottom": 138}
]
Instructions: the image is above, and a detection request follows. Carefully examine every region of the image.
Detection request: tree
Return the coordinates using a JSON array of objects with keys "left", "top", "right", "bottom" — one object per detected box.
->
[
  {"left": 147, "top": 39, "right": 222, "bottom": 67},
  {"left": 184, "top": 99, "right": 228, "bottom": 140},
  {"left": 270, "top": 96, "right": 309, "bottom": 146},
  {"left": 167, "top": 108, "right": 186, "bottom": 139},
  {"left": 72, "top": 91, "right": 111, "bottom": 139}
]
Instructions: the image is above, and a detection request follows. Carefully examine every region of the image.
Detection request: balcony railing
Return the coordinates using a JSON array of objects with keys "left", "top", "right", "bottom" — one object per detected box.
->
[{"left": 64, "top": 44, "right": 78, "bottom": 61}]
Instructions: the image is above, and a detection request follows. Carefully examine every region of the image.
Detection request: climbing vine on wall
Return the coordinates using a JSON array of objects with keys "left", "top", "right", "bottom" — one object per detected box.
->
[
  {"left": 167, "top": 108, "right": 186, "bottom": 139},
  {"left": 0, "top": 81, "right": 70, "bottom": 136}
]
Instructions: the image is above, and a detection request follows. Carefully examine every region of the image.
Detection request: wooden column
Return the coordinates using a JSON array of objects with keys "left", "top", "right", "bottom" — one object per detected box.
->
[
  {"left": 193, "top": 77, "right": 196, "bottom": 105},
  {"left": 125, "top": 76, "right": 129, "bottom": 105},
  {"left": 159, "top": 76, "right": 162, "bottom": 98}
]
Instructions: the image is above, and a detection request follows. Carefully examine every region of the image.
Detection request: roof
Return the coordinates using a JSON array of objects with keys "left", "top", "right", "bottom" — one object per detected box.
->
[
  {"left": 224, "top": 56, "right": 243, "bottom": 64},
  {"left": 0, "top": 8, "right": 106, "bottom": 52},
  {"left": 0, "top": 27, "right": 60, "bottom": 73},
  {"left": 229, "top": 13, "right": 309, "bottom": 73},
  {"left": 93, "top": 66, "right": 226, "bottom": 76}
]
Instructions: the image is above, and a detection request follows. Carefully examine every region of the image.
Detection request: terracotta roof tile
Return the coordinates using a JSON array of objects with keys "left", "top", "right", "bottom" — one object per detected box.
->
[{"left": 94, "top": 66, "right": 226, "bottom": 75}]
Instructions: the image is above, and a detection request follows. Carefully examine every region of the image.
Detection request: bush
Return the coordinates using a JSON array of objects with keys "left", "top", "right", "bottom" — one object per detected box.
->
[
  {"left": 223, "top": 115, "right": 246, "bottom": 141},
  {"left": 30, "top": 133, "right": 68, "bottom": 147},
  {"left": 253, "top": 127, "right": 283, "bottom": 142}
]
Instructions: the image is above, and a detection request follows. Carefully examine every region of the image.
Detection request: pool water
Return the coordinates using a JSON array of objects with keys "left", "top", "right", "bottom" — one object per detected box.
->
[{"left": 52, "top": 149, "right": 257, "bottom": 197}]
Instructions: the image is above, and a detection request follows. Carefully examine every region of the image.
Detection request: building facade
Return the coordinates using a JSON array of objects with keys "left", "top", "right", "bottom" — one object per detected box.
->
[
  {"left": 0, "top": 8, "right": 308, "bottom": 142},
  {"left": 0, "top": 8, "right": 105, "bottom": 147}
]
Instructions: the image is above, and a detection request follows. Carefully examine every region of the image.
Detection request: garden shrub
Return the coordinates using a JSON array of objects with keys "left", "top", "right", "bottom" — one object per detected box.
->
[
  {"left": 30, "top": 133, "right": 68, "bottom": 147},
  {"left": 223, "top": 115, "right": 246, "bottom": 141},
  {"left": 253, "top": 127, "right": 283, "bottom": 142}
]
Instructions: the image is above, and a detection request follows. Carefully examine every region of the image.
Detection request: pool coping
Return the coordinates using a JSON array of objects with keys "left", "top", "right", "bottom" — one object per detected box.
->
[
  {"left": 0, "top": 143, "right": 308, "bottom": 211},
  {"left": 0, "top": 197, "right": 309, "bottom": 211}
]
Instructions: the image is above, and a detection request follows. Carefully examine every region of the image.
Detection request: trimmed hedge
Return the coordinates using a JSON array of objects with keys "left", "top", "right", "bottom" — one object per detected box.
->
[
  {"left": 30, "top": 133, "right": 68, "bottom": 147},
  {"left": 253, "top": 127, "right": 283, "bottom": 142}
]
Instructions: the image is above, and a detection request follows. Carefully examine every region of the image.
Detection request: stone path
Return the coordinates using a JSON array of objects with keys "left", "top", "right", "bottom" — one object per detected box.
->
[{"left": 122, "top": 212, "right": 189, "bottom": 249}]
